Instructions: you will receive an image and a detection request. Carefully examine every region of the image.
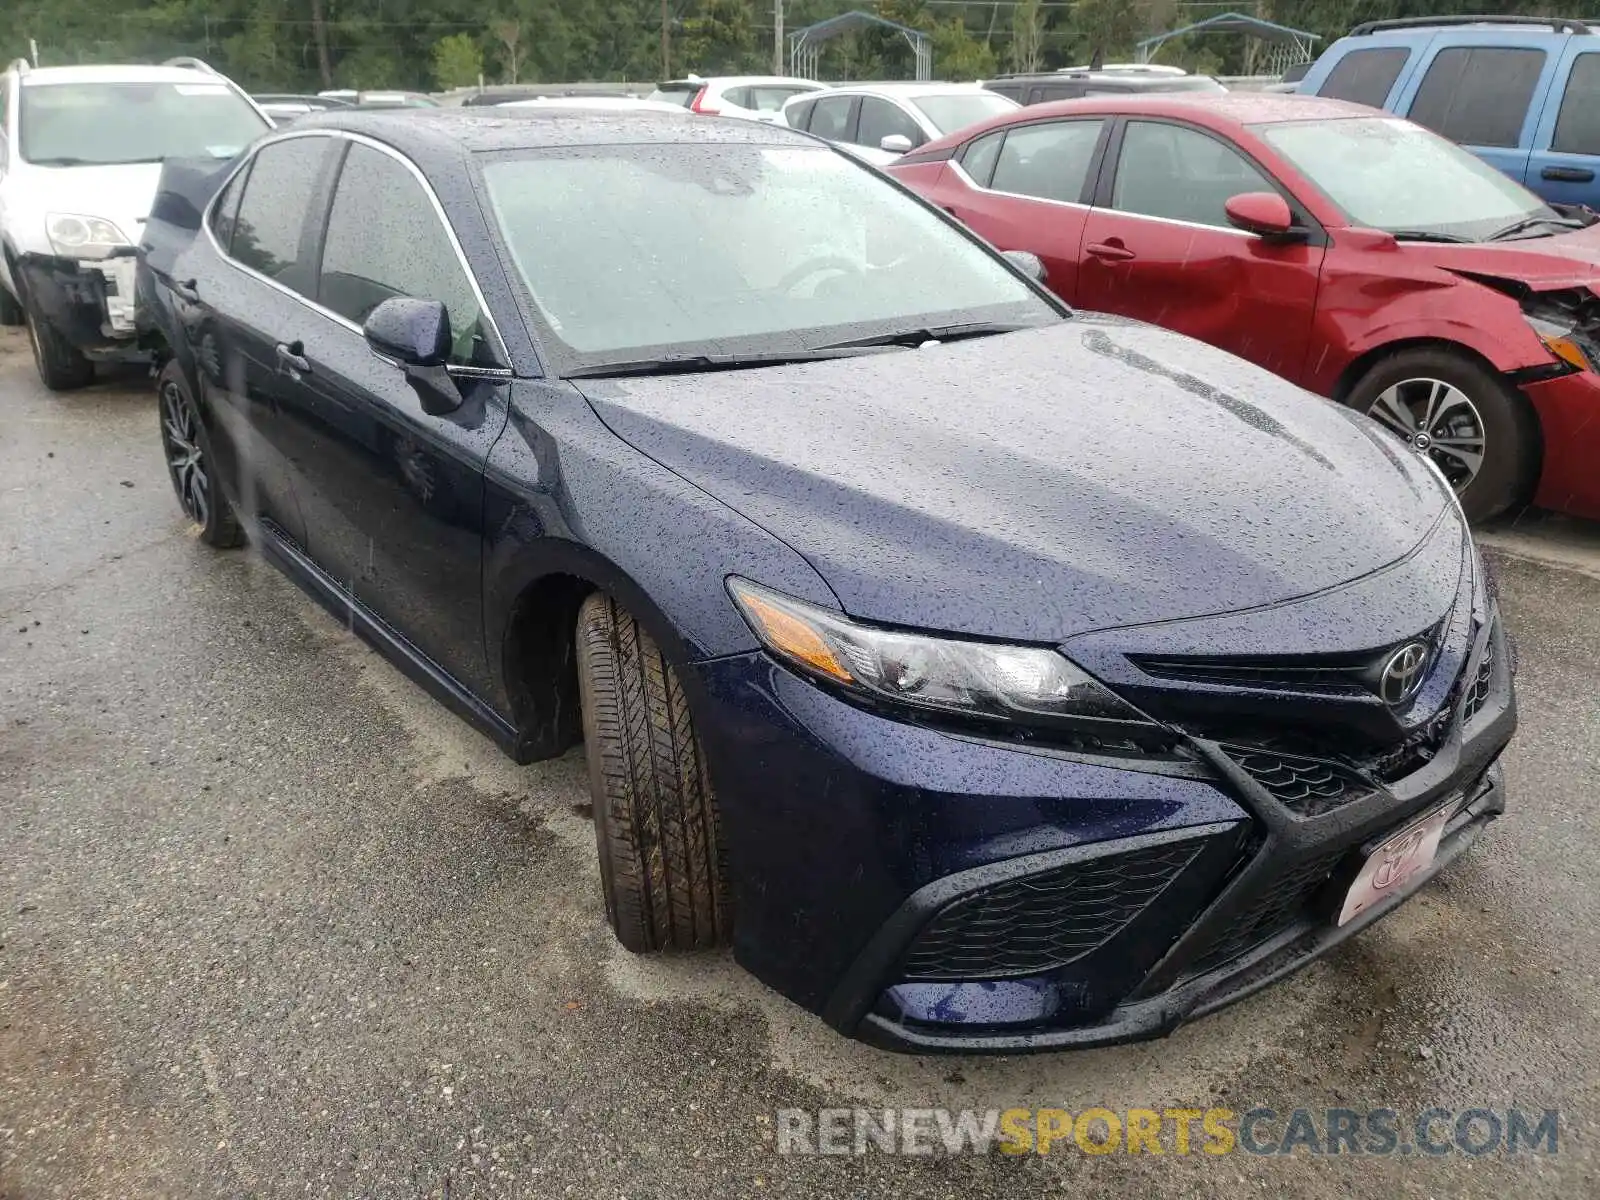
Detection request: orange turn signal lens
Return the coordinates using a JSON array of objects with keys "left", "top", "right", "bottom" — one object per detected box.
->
[
  {"left": 1540, "top": 332, "right": 1590, "bottom": 373},
  {"left": 729, "top": 584, "right": 855, "bottom": 684}
]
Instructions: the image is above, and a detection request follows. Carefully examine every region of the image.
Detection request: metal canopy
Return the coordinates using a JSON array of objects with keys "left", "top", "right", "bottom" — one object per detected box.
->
[
  {"left": 1136, "top": 12, "right": 1321, "bottom": 75},
  {"left": 789, "top": 9, "right": 933, "bottom": 82}
]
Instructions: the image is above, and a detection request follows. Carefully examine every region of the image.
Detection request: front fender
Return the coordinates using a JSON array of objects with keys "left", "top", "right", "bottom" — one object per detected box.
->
[{"left": 481, "top": 379, "right": 840, "bottom": 714}]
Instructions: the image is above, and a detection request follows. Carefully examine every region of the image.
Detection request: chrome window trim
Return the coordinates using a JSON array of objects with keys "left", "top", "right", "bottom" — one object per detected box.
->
[
  {"left": 948, "top": 157, "right": 1092, "bottom": 212},
  {"left": 199, "top": 126, "right": 513, "bottom": 371}
]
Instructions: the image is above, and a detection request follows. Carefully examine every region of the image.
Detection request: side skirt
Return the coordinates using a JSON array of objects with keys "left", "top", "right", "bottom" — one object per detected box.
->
[{"left": 256, "top": 518, "right": 523, "bottom": 759}]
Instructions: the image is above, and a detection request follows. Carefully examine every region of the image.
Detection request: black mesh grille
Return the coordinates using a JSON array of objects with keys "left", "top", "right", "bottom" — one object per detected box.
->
[
  {"left": 1188, "top": 850, "right": 1345, "bottom": 974},
  {"left": 1461, "top": 637, "right": 1495, "bottom": 724},
  {"left": 900, "top": 839, "right": 1207, "bottom": 981},
  {"left": 1224, "top": 746, "right": 1375, "bottom": 818}
]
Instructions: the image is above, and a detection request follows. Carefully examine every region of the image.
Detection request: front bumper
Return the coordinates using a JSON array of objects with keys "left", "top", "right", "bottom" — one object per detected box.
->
[
  {"left": 690, "top": 605, "right": 1515, "bottom": 1053},
  {"left": 1521, "top": 370, "right": 1600, "bottom": 520},
  {"left": 18, "top": 252, "right": 143, "bottom": 356}
]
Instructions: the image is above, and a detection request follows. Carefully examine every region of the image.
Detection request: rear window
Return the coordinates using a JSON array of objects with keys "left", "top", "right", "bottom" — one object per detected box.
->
[
  {"left": 1407, "top": 46, "right": 1544, "bottom": 148},
  {"left": 747, "top": 86, "right": 812, "bottom": 113},
  {"left": 1552, "top": 53, "right": 1600, "bottom": 155},
  {"left": 1317, "top": 47, "right": 1410, "bottom": 108},
  {"left": 784, "top": 98, "right": 817, "bottom": 130},
  {"left": 647, "top": 84, "right": 700, "bottom": 108},
  {"left": 18, "top": 79, "right": 268, "bottom": 166}
]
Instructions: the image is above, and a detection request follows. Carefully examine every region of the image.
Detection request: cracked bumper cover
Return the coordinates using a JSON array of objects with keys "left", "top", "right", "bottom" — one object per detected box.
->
[{"left": 18, "top": 252, "right": 142, "bottom": 354}]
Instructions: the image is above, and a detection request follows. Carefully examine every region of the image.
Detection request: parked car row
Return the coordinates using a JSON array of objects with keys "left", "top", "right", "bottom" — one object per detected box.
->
[{"left": 134, "top": 102, "right": 1514, "bottom": 1054}]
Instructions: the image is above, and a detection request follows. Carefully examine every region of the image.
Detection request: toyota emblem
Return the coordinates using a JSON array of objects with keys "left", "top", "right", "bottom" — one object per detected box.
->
[{"left": 1379, "top": 641, "right": 1430, "bottom": 707}]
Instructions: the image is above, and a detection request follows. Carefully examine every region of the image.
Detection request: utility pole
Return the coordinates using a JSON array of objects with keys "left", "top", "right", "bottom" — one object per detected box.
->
[
  {"left": 774, "top": 0, "right": 784, "bottom": 76},
  {"left": 661, "top": 0, "right": 670, "bottom": 80}
]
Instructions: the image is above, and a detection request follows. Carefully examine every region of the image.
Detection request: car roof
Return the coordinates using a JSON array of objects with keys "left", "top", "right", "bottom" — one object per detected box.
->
[
  {"left": 291, "top": 105, "right": 808, "bottom": 154},
  {"left": 658, "top": 76, "right": 820, "bottom": 88},
  {"left": 805, "top": 81, "right": 994, "bottom": 100},
  {"left": 905, "top": 91, "right": 1374, "bottom": 155},
  {"left": 16, "top": 63, "right": 230, "bottom": 87}
]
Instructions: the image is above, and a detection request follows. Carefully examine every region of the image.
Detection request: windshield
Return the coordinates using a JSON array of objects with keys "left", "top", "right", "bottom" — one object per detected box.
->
[
  {"left": 1260, "top": 116, "right": 1558, "bottom": 241},
  {"left": 910, "top": 92, "right": 1017, "bottom": 135},
  {"left": 19, "top": 81, "right": 268, "bottom": 166},
  {"left": 478, "top": 142, "right": 1056, "bottom": 371}
]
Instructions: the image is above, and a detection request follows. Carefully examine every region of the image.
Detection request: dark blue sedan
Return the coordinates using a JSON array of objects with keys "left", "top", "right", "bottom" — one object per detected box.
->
[{"left": 136, "top": 107, "right": 1515, "bottom": 1052}]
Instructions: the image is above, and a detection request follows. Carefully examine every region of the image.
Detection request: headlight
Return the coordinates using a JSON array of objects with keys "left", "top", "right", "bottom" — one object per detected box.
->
[
  {"left": 727, "top": 577, "right": 1160, "bottom": 738},
  {"left": 1522, "top": 298, "right": 1598, "bottom": 373},
  {"left": 46, "top": 213, "right": 132, "bottom": 260}
]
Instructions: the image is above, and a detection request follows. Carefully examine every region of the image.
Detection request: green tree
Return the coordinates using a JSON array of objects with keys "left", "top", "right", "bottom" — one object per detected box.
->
[
  {"left": 432, "top": 32, "right": 482, "bottom": 89},
  {"left": 931, "top": 16, "right": 995, "bottom": 81},
  {"left": 679, "top": 0, "right": 760, "bottom": 75}
]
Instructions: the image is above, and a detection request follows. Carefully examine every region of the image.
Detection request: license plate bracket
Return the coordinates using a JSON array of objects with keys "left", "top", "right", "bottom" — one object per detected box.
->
[{"left": 1336, "top": 802, "right": 1454, "bottom": 927}]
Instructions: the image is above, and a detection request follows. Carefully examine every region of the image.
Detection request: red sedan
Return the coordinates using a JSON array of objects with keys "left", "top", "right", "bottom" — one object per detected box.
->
[{"left": 887, "top": 93, "right": 1600, "bottom": 523}]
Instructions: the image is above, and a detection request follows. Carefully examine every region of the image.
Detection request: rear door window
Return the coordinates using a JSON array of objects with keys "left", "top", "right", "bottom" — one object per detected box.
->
[
  {"left": 228, "top": 136, "right": 334, "bottom": 297},
  {"left": 856, "top": 97, "right": 924, "bottom": 149},
  {"left": 808, "top": 95, "right": 857, "bottom": 141},
  {"left": 1552, "top": 52, "right": 1600, "bottom": 154},
  {"left": 989, "top": 120, "right": 1104, "bottom": 203},
  {"left": 1317, "top": 47, "right": 1410, "bottom": 107},
  {"left": 1407, "top": 47, "right": 1544, "bottom": 148},
  {"left": 208, "top": 163, "right": 250, "bottom": 251},
  {"left": 747, "top": 86, "right": 810, "bottom": 113}
]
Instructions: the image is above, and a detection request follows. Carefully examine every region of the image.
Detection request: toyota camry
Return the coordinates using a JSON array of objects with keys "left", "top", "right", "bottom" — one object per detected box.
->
[{"left": 136, "top": 107, "right": 1515, "bottom": 1052}]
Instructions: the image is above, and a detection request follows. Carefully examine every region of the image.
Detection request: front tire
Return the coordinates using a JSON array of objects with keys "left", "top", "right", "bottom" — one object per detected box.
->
[
  {"left": 157, "top": 360, "right": 245, "bottom": 548},
  {"left": 575, "top": 593, "right": 731, "bottom": 953},
  {"left": 22, "top": 290, "right": 94, "bottom": 391},
  {"left": 1344, "top": 348, "right": 1538, "bottom": 523}
]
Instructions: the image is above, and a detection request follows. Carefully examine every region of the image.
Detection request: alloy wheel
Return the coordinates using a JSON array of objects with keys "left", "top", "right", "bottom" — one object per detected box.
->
[
  {"left": 160, "top": 381, "right": 210, "bottom": 528},
  {"left": 1365, "top": 377, "right": 1486, "bottom": 492}
]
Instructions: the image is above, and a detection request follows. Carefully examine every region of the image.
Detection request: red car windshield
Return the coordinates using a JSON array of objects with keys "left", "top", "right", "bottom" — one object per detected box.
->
[{"left": 1260, "top": 116, "right": 1562, "bottom": 242}]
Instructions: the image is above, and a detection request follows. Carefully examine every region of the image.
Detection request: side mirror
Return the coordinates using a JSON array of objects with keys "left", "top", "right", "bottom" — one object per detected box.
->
[
  {"left": 363, "top": 296, "right": 461, "bottom": 415},
  {"left": 1001, "top": 249, "right": 1047, "bottom": 284},
  {"left": 879, "top": 133, "right": 914, "bottom": 154},
  {"left": 1224, "top": 191, "right": 1300, "bottom": 239}
]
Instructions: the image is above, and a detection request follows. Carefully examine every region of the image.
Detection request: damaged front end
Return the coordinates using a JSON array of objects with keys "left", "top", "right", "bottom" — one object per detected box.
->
[
  {"left": 17, "top": 248, "right": 145, "bottom": 360},
  {"left": 1518, "top": 286, "right": 1600, "bottom": 378}
]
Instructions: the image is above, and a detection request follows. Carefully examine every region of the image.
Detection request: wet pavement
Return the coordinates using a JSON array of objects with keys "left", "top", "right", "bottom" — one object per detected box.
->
[{"left": 2, "top": 324, "right": 1598, "bottom": 1198}]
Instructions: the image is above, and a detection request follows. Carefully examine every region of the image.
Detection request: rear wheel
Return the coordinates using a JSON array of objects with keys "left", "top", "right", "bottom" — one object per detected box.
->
[
  {"left": 575, "top": 593, "right": 731, "bottom": 953},
  {"left": 1344, "top": 348, "right": 1538, "bottom": 523},
  {"left": 22, "top": 290, "right": 94, "bottom": 391},
  {"left": 158, "top": 359, "right": 245, "bottom": 548}
]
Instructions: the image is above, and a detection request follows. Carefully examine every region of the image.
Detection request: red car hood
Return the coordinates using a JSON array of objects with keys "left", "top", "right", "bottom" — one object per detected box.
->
[{"left": 1411, "top": 219, "right": 1600, "bottom": 290}]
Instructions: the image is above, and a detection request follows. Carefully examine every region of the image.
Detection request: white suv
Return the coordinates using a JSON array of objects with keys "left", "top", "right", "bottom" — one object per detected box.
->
[
  {"left": 647, "top": 75, "right": 824, "bottom": 121},
  {"left": 0, "top": 57, "right": 269, "bottom": 389}
]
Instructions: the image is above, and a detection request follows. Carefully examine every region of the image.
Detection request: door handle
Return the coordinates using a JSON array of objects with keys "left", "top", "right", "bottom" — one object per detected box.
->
[
  {"left": 275, "top": 341, "right": 311, "bottom": 376},
  {"left": 1085, "top": 241, "right": 1136, "bottom": 262},
  {"left": 173, "top": 277, "right": 200, "bottom": 303},
  {"left": 1541, "top": 165, "right": 1595, "bottom": 183}
]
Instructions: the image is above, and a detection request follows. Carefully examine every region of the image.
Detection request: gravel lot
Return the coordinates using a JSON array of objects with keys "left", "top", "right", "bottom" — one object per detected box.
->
[{"left": 3, "top": 324, "right": 1598, "bottom": 1198}]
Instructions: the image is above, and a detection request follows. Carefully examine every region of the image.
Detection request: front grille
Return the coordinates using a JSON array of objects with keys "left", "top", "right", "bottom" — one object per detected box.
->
[
  {"left": 1223, "top": 746, "right": 1375, "bottom": 817},
  {"left": 1187, "top": 849, "right": 1345, "bottom": 974},
  {"left": 900, "top": 839, "right": 1206, "bottom": 981},
  {"left": 1461, "top": 636, "right": 1495, "bottom": 724}
]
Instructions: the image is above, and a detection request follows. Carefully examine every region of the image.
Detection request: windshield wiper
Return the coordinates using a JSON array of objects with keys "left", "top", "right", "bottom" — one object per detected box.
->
[
  {"left": 565, "top": 350, "right": 872, "bottom": 379},
  {"left": 1486, "top": 214, "right": 1587, "bottom": 242},
  {"left": 1390, "top": 230, "right": 1473, "bottom": 244},
  {"left": 808, "top": 320, "right": 1041, "bottom": 351}
]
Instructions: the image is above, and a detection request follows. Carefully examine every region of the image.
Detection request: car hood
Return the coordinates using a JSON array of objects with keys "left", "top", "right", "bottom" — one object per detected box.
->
[
  {"left": 13, "top": 161, "right": 165, "bottom": 248},
  {"left": 1419, "top": 219, "right": 1600, "bottom": 289},
  {"left": 577, "top": 315, "right": 1448, "bottom": 644}
]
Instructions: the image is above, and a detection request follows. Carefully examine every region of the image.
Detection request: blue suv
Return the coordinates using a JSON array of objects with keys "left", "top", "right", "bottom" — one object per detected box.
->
[{"left": 1299, "top": 16, "right": 1600, "bottom": 209}]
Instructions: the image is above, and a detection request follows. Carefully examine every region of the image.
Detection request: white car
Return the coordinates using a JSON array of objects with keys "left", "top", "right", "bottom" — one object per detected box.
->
[
  {"left": 0, "top": 57, "right": 270, "bottom": 389},
  {"left": 779, "top": 83, "right": 1017, "bottom": 165},
  {"left": 647, "top": 75, "right": 825, "bottom": 121}
]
